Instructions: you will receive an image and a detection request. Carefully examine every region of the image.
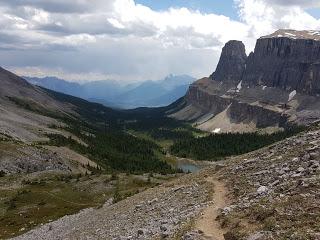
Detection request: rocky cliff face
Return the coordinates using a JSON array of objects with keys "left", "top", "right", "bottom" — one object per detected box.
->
[
  {"left": 243, "top": 30, "right": 320, "bottom": 94},
  {"left": 170, "top": 30, "right": 320, "bottom": 132},
  {"left": 183, "top": 82, "right": 288, "bottom": 129},
  {"left": 211, "top": 40, "right": 247, "bottom": 85}
]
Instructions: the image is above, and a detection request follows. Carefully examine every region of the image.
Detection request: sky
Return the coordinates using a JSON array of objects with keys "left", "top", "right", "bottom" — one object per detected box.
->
[
  {"left": 0, "top": 0, "right": 319, "bottom": 83},
  {"left": 135, "top": 0, "right": 239, "bottom": 19}
]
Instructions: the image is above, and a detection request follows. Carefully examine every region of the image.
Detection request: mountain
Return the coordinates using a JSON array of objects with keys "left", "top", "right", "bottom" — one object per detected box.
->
[
  {"left": 25, "top": 77, "right": 134, "bottom": 105},
  {"left": 118, "top": 80, "right": 167, "bottom": 104},
  {"left": 1, "top": 65, "right": 191, "bottom": 178},
  {"left": 25, "top": 75, "right": 195, "bottom": 109},
  {"left": 0, "top": 65, "right": 191, "bottom": 238},
  {"left": 82, "top": 80, "right": 133, "bottom": 100},
  {"left": 0, "top": 69, "right": 129, "bottom": 143},
  {"left": 170, "top": 29, "right": 320, "bottom": 133},
  {"left": 148, "top": 84, "right": 190, "bottom": 106},
  {"left": 115, "top": 75, "right": 195, "bottom": 108},
  {"left": 210, "top": 40, "right": 247, "bottom": 84},
  {"left": 0, "top": 68, "right": 78, "bottom": 142},
  {"left": 160, "top": 74, "right": 196, "bottom": 90},
  {"left": 242, "top": 29, "right": 320, "bottom": 93},
  {"left": 25, "top": 76, "right": 83, "bottom": 97}
]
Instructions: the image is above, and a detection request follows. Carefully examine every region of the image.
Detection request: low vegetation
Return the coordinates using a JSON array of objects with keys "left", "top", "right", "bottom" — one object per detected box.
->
[{"left": 0, "top": 172, "right": 169, "bottom": 239}]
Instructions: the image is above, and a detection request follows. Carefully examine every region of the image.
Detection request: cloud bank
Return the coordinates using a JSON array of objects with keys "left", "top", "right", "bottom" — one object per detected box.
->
[{"left": 0, "top": 0, "right": 319, "bottom": 82}]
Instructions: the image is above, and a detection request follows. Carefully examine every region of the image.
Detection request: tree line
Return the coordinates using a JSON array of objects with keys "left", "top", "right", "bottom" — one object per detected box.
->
[{"left": 170, "top": 127, "right": 304, "bottom": 161}]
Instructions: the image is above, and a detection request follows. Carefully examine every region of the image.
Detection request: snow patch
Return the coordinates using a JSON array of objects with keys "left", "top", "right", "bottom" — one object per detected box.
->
[
  {"left": 288, "top": 90, "right": 297, "bottom": 102},
  {"left": 283, "top": 32, "right": 297, "bottom": 39},
  {"left": 212, "top": 128, "right": 221, "bottom": 134},
  {"left": 264, "top": 30, "right": 320, "bottom": 41},
  {"left": 285, "top": 32, "right": 296, "bottom": 37},
  {"left": 236, "top": 81, "right": 242, "bottom": 92},
  {"left": 309, "top": 30, "right": 320, "bottom": 36}
]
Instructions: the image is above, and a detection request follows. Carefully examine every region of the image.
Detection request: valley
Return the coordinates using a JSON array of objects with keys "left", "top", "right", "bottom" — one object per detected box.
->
[
  {"left": 0, "top": 68, "right": 210, "bottom": 238},
  {"left": 1, "top": 28, "right": 320, "bottom": 240},
  {"left": 9, "top": 123, "right": 320, "bottom": 239},
  {"left": 25, "top": 75, "right": 196, "bottom": 109}
]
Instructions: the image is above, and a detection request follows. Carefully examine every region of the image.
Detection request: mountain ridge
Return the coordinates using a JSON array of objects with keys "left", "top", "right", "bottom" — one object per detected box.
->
[
  {"left": 25, "top": 75, "right": 195, "bottom": 109},
  {"left": 170, "top": 29, "right": 320, "bottom": 133}
]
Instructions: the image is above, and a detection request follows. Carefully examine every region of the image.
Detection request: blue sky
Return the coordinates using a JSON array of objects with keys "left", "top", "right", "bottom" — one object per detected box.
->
[
  {"left": 308, "top": 8, "right": 320, "bottom": 19},
  {"left": 136, "top": 0, "right": 239, "bottom": 19},
  {"left": 137, "top": 0, "right": 320, "bottom": 20}
]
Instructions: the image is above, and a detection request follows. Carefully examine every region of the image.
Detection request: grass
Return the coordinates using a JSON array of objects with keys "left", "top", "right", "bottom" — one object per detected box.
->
[
  {"left": 171, "top": 218, "right": 196, "bottom": 240},
  {"left": 0, "top": 177, "right": 99, "bottom": 238},
  {"left": 0, "top": 172, "right": 168, "bottom": 239}
]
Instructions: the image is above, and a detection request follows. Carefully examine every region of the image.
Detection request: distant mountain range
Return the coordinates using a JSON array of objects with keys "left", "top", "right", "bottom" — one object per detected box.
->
[{"left": 24, "top": 74, "right": 195, "bottom": 109}]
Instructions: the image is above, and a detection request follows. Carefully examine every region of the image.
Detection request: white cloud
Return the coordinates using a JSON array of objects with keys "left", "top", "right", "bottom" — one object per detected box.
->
[
  {"left": 0, "top": 0, "right": 319, "bottom": 82},
  {"left": 263, "top": 0, "right": 320, "bottom": 8},
  {"left": 236, "top": 0, "right": 320, "bottom": 39}
]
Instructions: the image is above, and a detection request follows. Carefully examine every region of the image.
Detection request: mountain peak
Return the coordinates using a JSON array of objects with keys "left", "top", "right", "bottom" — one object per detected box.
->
[
  {"left": 211, "top": 40, "right": 247, "bottom": 84},
  {"left": 261, "top": 29, "right": 320, "bottom": 41}
]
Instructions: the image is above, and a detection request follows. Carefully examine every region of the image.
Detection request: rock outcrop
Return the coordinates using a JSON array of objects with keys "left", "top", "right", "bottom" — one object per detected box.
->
[
  {"left": 211, "top": 40, "right": 247, "bottom": 85},
  {"left": 185, "top": 84, "right": 288, "bottom": 129},
  {"left": 243, "top": 29, "right": 320, "bottom": 94},
  {"left": 170, "top": 29, "right": 320, "bottom": 132}
]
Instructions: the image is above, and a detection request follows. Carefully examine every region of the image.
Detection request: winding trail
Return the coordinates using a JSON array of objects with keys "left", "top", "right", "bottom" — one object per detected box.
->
[{"left": 195, "top": 176, "right": 228, "bottom": 240}]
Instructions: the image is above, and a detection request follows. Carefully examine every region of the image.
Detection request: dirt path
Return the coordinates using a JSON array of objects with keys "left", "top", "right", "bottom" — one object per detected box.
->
[{"left": 195, "top": 176, "right": 228, "bottom": 240}]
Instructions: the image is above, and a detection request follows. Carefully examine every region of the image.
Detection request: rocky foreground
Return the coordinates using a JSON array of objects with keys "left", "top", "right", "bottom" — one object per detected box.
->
[
  {"left": 220, "top": 126, "right": 320, "bottom": 239},
  {"left": 14, "top": 125, "right": 320, "bottom": 240},
  {"left": 13, "top": 170, "right": 216, "bottom": 240}
]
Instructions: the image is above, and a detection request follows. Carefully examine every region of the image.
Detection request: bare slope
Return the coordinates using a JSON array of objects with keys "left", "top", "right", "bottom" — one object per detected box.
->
[{"left": 0, "top": 66, "right": 76, "bottom": 142}]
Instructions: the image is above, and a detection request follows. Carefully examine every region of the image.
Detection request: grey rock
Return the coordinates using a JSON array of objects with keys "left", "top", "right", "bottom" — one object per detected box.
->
[
  {"left": 137, "top": 229, "right": 144, "bottom": 235},
  {"left": 247, "top": 232, "right": 265, "bottom": 240},
  {"left": 296, "top": 167, "right": 305, "bottom": 173},
  {"left": 243, "top": 30, "right": 320, "bottom": 95},
  {"left": 257, "top": 186, "right": 269, "bottom": 194},
  {"left": 211, "top": 40, "right": 247, "bottom": 85},
  {"left": 160, "top": 225, "right": 167, "bottom": 232},
  {"left": 171, "top": 29, "right": 320, "bottom": 129},
  {"left": 309, "top": 152, "right": 320, "bottom": 160}
]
